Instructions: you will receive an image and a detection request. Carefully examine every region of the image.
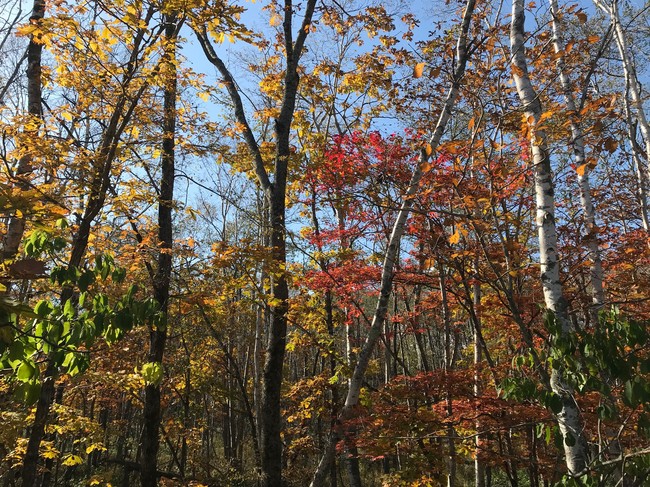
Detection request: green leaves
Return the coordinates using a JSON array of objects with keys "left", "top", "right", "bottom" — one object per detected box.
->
[
  {"left": 0, "top": 254, "right": 157, "bottom": 403},
  {"left": 141, "top": 362, "right": 163, "bottom": 386}
]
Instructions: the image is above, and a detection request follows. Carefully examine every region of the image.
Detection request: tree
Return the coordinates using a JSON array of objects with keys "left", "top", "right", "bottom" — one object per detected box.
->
[
  {"left": 140, "top": 10, "right": 180, "bottom": 487},
  {"left": 310, "top": 0, "right": 479, "bottom": 484},
  {"left": 192, "top": 1, "right": 318, "bottom": 484},
  {"left": 510, "top": 0, "right": 588, "bottom": 474}
]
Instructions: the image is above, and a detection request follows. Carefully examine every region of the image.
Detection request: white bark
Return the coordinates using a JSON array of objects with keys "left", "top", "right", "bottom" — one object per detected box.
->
[
  {"left": 549, "top": 0, "right": 604, "bottom": 312},
  {"left": 510, "top": 0, "right": 588, "bottom": 474},
  {"left": 308, "top": 1, "right": 477, "bottom": 485},
  {"left": 625, "top": 97, "right": 650, "bottom": 231},
  {"left": 595, "top": 0, "right": 650, "bottom": 188}
]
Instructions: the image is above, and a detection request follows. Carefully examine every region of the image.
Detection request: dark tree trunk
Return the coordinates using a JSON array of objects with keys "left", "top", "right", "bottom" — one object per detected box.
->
[
  {"left": 2, "top": 0, "right": 44, "bottom": 262},
  {"left": 140, "top": 14, "right": 177, "bottom": 487},
  {"left": 260, "top": 190, "right": 289, "bottom": 487},
  {"left": 9, "top": 2, "right": 46, "bottom": 478},
  {"left": 21, "top": 364, "right": 54, "bottom": 487},
  {"left": 193, "top": 4, "right": 317, "bottom": 484}
]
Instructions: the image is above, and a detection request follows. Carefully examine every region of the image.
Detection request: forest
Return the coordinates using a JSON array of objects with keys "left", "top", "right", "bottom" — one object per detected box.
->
[{"left": 1, "top": 0, "right": 650, "bottom": 486}]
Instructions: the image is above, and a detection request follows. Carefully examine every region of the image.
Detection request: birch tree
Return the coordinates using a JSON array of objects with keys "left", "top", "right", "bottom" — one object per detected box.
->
[
  {"left": 510, "top": 0, "right": 588, "bottom": 474},
  {"left": 549, "top": 0, "right": 604, "bottom": 315}
]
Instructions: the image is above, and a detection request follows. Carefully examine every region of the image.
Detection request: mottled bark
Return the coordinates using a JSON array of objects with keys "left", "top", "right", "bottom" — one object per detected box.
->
[{"left": 509, "top": 0, "right": 587, "bottom": 474}]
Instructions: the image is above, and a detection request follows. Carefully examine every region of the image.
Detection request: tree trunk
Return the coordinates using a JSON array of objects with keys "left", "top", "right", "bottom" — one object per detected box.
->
[
  {"left": 549, "top": 0, "right": 604, "bottom": 318},
  {"left": 440, "top": 263, "right": 456, "bottom": 487},
  {"left": 473, "top": 262, "right": 485, "bottom": 487},
  {"left": 594, "top": 0, "right": 650, "bottom": 167},
  {"left": 22, "top": 9, "right": 161, "bottom": 481},
  {"left": 1, "top": 0, "right": 44, "bottom": 262},
  {"left": 510, "top": 0, "right": 588, "bottom": 474},
  {"left": 140, "top": 14, "right": 177, "bottom": 487},
  {"left": 194, "top": 4, "right": 317, "bottom": 484},
  {"left": 14, "top": 3, "right": 46, "bottom": 486}
]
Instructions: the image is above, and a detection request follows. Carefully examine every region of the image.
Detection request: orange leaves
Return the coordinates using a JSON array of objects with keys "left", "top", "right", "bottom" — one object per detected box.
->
[
  {"left": 413, "top": 62, "right": 425, "bottom": 78},
  {"left": 448, "top": 230, "right": 461, "bottom": 245}
]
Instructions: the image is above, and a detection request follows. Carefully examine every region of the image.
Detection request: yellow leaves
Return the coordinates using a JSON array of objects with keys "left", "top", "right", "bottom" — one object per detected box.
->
[
  {"left": 85, "top": 443, "right": 107, "bottom": 455},
  {"left": 41, "top": 444, "right": 60, "bottom": 459},
  {"left": 212, "top": 31, "right": 226, "bottom": 44},
  {"left": 197, "top": 91, "right": 210, "bottom": 102},
  {"left": 259, "top": 72, "right": 283, "bottom": 96},
  {"left": 61, "top": 454, "right": 83, "bottom": 466},
  {"left": 210, "top": 31, "right": 236, "bottom": 44},
  {"left": 449, "top": 230, "right": 461, "bottom": 245},
  {"left": 60, "top": 111, "right": 73, "bottom": 123},
  {"left": 413, "top": 62, "right": 425, "bottom": 78},
  {"left": 539, "top": 111, "right": 554, "bottom": 123},
  {"left": 576, "top": 164, "right": 588, "bottom": 177},
  {"left": 16, "top": 22, "right": 53, "bottom": 47},
  {"left": 269, "top": 14, "right": 282, "bottom": 27}
]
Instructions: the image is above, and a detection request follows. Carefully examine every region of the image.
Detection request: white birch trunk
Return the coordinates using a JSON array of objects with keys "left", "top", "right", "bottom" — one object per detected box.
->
[
  {"left": 622, "top": 80, "right": 650, "bottom": 231},
  {"left": 308, "top": 1, "right": 477, "bottom": 485},
  {"left": 594, "top": 0, "right": 650, "bottom": 185},
  {"left": 510, "top": 0, "right": 588, "bottom": 474},
  {"left": 549, "top": 0, "right": 604, "bottom": 313}
]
